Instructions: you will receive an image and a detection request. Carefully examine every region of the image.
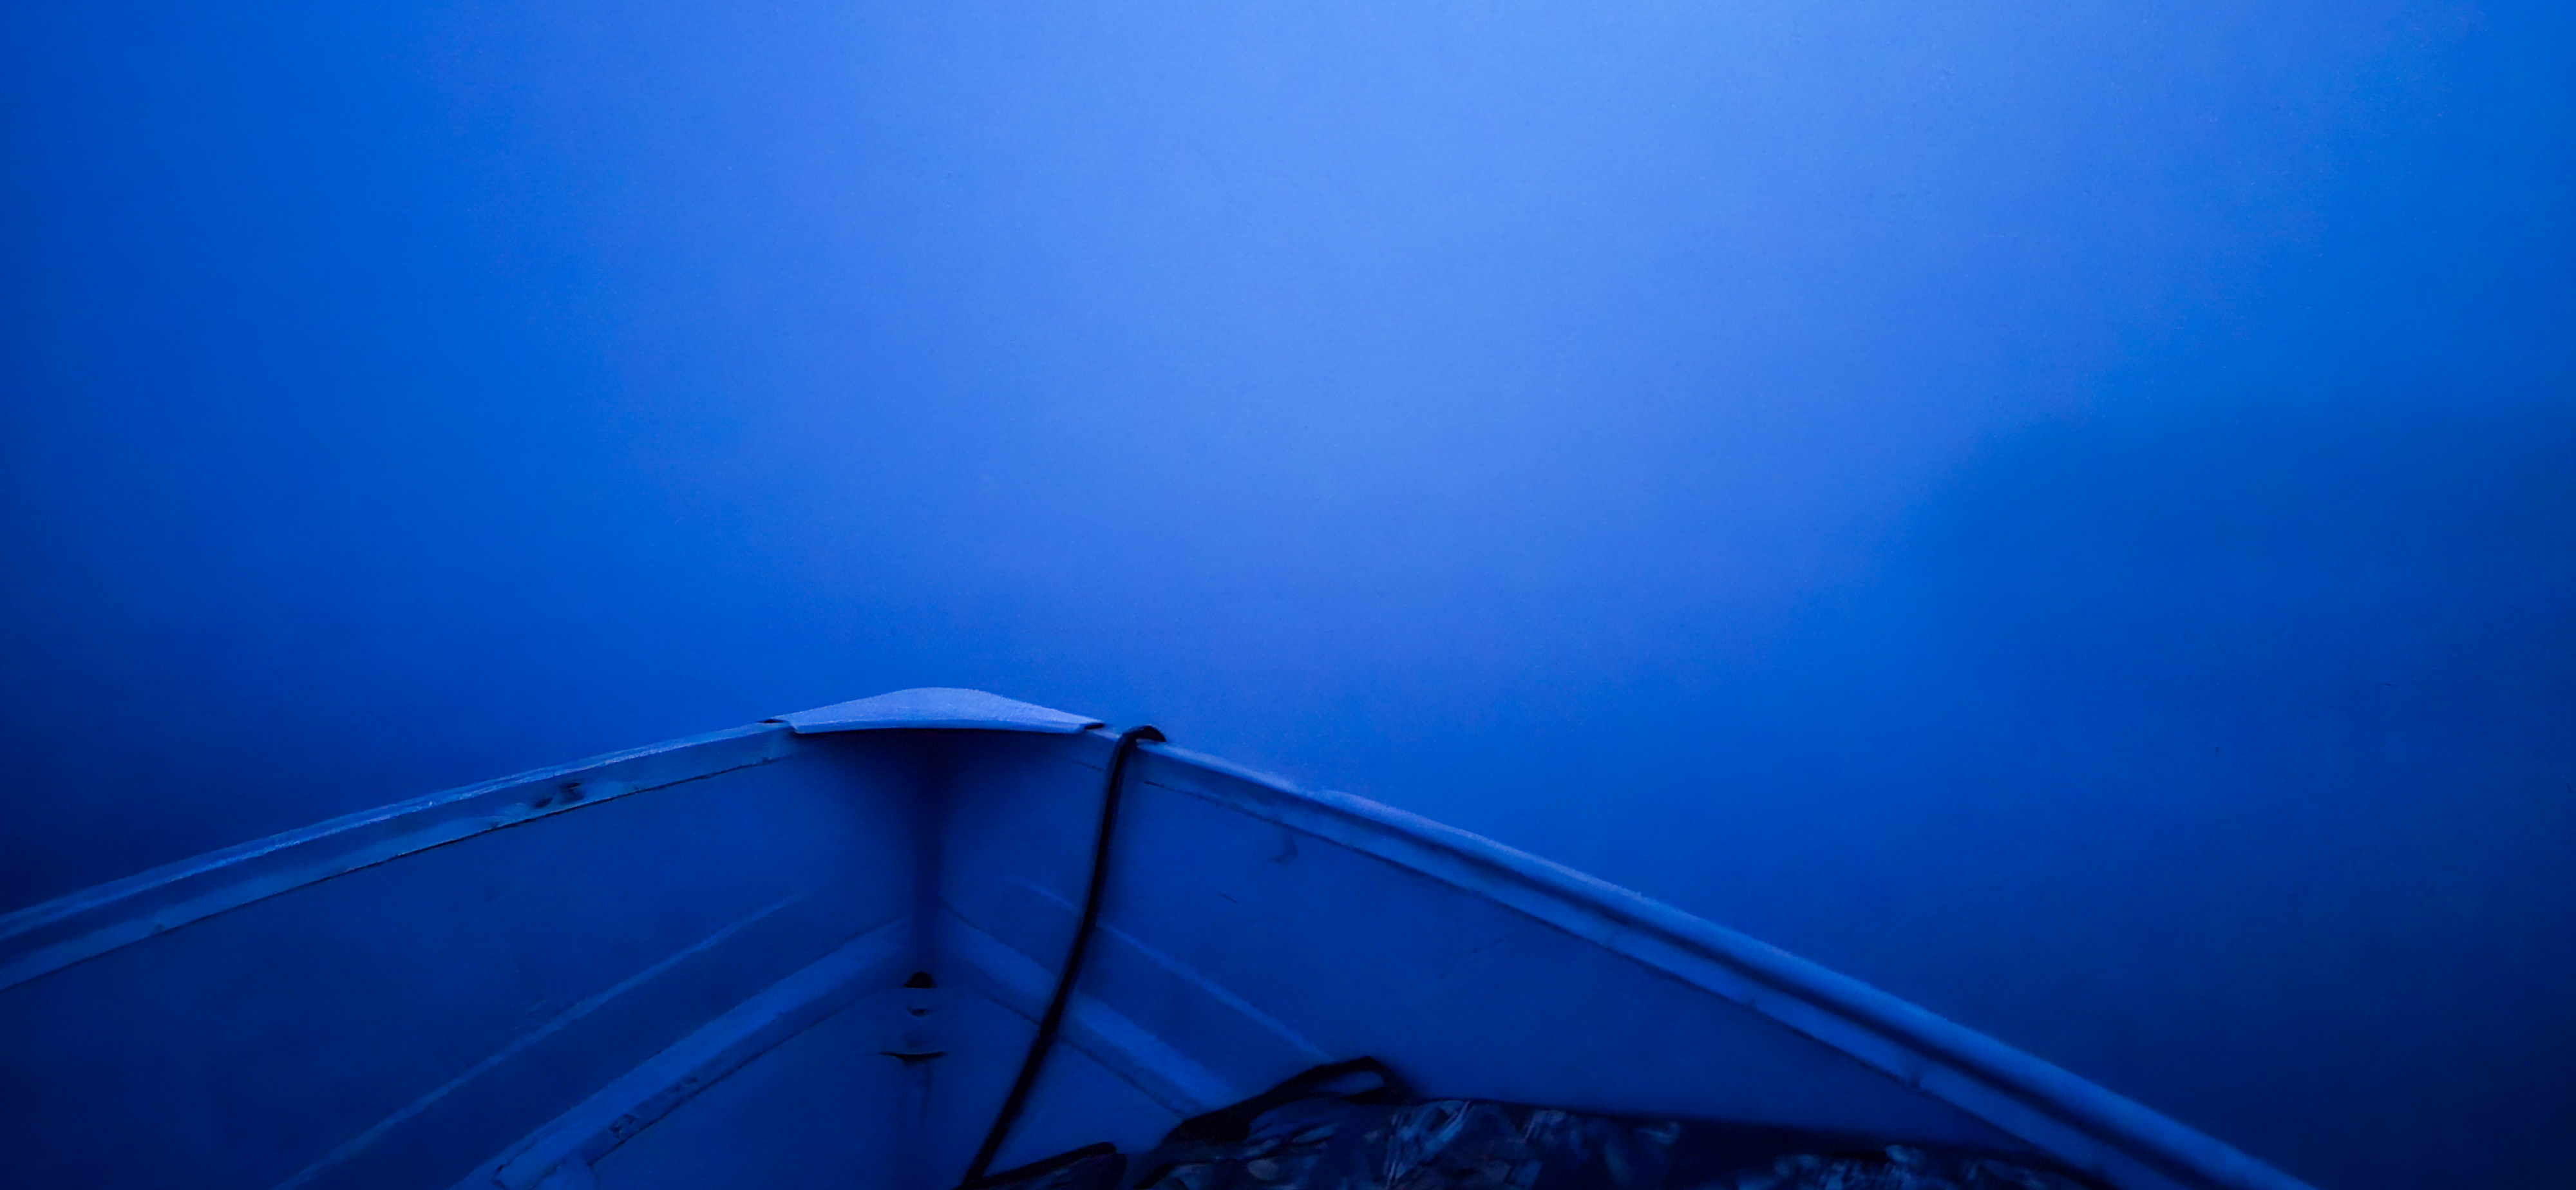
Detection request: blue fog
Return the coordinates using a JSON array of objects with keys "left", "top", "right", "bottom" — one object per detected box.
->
[{"left": 3, "top": 3, "right": 2570, "bottom": 1187}]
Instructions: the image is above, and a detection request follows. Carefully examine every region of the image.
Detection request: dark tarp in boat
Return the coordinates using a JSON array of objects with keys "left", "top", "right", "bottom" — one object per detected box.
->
[{"left": 978, "top": 1059, "right": 2098, "bottom": 1190}]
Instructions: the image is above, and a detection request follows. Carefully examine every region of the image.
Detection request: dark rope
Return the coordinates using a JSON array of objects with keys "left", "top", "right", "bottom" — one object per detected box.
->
[{"left": 958, "top": 724, "right": 1166, "bottom": 1188}]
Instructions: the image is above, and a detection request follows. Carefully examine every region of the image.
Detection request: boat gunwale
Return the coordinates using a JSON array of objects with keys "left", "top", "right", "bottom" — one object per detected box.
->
[{"left": 0, "top": 723, "right": 806, "bottom": 993}]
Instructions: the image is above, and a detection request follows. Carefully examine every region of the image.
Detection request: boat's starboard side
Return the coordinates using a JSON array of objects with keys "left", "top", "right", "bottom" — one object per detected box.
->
[
  {"left": 1122, "top": 740, "right": 2313, "bottom": 1190},
  {"left": 923, "top": 730, "right": 2311, "bottom": 1190}
]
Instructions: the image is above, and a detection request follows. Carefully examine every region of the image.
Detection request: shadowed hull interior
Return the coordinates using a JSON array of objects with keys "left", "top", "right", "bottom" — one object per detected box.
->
[{"left": 0, "top": 695, "right": 2309, "bottom": 1190}]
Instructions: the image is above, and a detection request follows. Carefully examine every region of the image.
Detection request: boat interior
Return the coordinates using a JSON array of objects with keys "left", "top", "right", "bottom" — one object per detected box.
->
[{"left": 0, "top": 691, "right": 2284, "bottom": 1190}]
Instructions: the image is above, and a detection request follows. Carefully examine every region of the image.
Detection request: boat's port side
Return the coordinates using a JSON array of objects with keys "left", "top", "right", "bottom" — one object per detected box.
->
[
  {"left": 0, "top": 728, "right": 926, "bottom": 1190},
  {"left": 0, "top": 723, "right": 805, "bottom": 996}
]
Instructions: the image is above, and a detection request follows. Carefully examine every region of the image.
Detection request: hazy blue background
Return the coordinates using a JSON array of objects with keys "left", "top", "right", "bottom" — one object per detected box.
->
[{"left": 5, "top": 3, "right": 2570, "bottom": 1186}]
